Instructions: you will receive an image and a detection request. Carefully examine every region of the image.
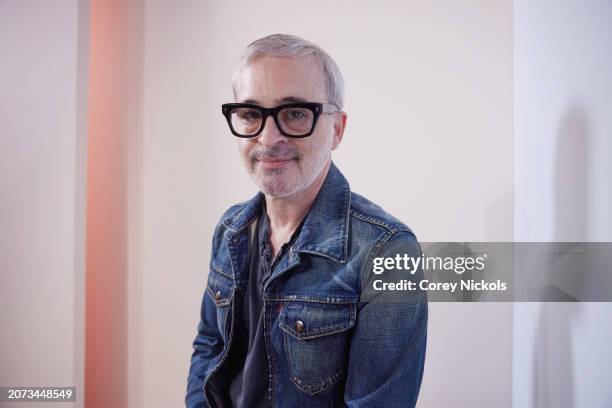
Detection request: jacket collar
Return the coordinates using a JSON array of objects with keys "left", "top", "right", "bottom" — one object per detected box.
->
[{"left": 222, "top": 161, "right": 350, "bottom": 263}]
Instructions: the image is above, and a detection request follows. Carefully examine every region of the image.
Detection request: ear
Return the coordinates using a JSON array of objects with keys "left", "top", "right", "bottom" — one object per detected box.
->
[{"left": 331, "top": 111, "right": 347, "bottom": 151}]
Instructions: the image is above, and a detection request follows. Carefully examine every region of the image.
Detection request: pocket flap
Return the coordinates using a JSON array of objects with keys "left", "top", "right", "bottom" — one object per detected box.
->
[
  {"left": 207, "top": 269, "right": 233, "bottom": 306},
  {"left": 279, "top": 301, "right": 357, "bottom": 340}
]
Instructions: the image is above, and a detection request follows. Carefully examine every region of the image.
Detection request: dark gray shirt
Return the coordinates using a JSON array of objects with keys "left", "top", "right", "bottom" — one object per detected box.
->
[{"left": 228, "top": 204, "right": 303, "bottom": 407}]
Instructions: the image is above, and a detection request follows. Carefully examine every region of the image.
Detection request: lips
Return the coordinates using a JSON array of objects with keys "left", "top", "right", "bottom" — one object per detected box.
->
[{"left": 256, "top": 156, "right": 296, "bottom": 169}]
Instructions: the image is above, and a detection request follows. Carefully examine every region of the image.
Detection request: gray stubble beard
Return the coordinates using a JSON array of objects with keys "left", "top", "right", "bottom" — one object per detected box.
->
[{"left": 248, "top": 149, "right": 331, "bottom": 198}]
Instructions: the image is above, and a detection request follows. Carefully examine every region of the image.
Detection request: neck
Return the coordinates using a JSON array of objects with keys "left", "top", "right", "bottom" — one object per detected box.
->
[{"left": 264, "top": 160, "right": 331, "bottom": 254}]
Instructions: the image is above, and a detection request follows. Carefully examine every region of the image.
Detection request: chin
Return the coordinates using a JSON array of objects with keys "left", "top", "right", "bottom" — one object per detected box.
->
[{"left": 258, "top": 176, "right": 303, "bottom": 198}]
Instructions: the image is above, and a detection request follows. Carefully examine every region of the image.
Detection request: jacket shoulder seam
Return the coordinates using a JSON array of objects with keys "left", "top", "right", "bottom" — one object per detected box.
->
[{"left": 349, "top": 208, "right": 411, "bottom": 234}]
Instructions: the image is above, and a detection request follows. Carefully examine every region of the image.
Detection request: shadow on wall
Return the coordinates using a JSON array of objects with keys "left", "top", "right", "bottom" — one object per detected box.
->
[
  {"left": 533, "top": 105, "right": 590, "bottom": 408},
  {"left": 554, "top": 105, "right": 589, "bottom": 242}
]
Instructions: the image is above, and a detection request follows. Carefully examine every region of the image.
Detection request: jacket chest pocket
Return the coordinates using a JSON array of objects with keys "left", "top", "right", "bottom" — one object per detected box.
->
[
  {"left": 279, "top": 301, "right": 357, "bottom": 395},
  {"left": 207, "top": 268, "right": 234, "bottom": 341}
]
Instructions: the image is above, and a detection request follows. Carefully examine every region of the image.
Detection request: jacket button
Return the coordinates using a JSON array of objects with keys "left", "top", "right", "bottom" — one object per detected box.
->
[
  {"left": 294, "top": 320, "right": 304, "bottom": 334},
  {"left": 231, "top": 236, "right": 240, "bottom": 244},
  {"left": 214, "top": 290, "right": 221, "bottom": 301}
]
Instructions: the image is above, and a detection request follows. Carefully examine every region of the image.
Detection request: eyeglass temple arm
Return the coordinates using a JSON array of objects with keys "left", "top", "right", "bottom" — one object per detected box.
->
[{"left": 321, "top": 103, "right": 340, "bottom": 113}]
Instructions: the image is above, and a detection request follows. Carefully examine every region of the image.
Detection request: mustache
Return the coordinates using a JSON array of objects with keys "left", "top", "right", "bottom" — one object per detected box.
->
[{"left": 250, "top": 145, "right": 300, "bottom": 161}]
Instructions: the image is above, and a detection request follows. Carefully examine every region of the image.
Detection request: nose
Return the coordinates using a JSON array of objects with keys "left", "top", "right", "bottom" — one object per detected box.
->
[{"left": 258, "top": 115, "right": 287, "bottom": 147}]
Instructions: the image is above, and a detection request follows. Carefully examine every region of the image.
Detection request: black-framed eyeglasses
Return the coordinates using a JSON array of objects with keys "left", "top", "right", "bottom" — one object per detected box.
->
[{"left": 221, "top": 102, "right": 339, "bottom": 138}]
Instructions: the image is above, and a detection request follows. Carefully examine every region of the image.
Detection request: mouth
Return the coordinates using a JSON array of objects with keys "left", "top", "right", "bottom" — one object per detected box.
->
[{"left": 256, "top": 157, "right": 296, "bottom": 170}]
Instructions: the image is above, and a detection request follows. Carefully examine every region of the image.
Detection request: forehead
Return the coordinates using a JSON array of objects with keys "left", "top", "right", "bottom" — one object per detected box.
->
[{"left": 234, "top": 54, "right": 328, "bottom": 105}]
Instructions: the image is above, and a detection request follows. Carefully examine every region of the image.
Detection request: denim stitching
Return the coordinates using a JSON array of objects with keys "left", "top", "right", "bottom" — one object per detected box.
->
[
  {"left": 278, "top": 304, "right": 356, "bottom": 340},
  {"left": 264, "top": 296, "right": 357, "bottom": 304},
  {"left": 211, "top": 262, "right": 233, "bottom": 279},
  {"left": 349, "top": 208, "right": 411, "bottom": 234}
]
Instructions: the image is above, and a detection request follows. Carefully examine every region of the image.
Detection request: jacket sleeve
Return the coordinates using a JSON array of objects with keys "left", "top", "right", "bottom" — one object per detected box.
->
[
  {"left": 185, "top": 274, "right": 225, "bottom": 407},
  {"left": 344, "top": 231, "right": 428, "bottom": 408}
]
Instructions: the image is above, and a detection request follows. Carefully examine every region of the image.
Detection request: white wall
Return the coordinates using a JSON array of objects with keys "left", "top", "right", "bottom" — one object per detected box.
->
[
  {"left": 129, "top": 1, "right": 514, "bottom": 407},
  {"left": 0, "top": 1, "right": 88, "bottom": 407},
  {"left": 513, "top": 1, "right": 612, "bottom": 407}
]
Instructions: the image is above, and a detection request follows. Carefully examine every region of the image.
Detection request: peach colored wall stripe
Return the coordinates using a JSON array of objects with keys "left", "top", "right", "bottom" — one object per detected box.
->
[{"left": 85, "top": 0, "right": 128, "bottom": 406}]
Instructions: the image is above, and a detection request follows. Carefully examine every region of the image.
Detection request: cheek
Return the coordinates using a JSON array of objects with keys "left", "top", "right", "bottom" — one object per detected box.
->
[
  {"left": 237, "top": 140, "right": 251, "bottom": 158},
  {"left": 292, "top": 139, "right": 315, "bottom": 159},
  {"left": 306, "top": 125, "right": 334, "bottom": 152},
  {"left": 315, "top": 118, "right": 335, "bottom": 141}
]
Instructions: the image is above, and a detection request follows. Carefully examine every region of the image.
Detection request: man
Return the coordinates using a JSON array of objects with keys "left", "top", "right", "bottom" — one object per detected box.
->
[{"left": 186, "top": 34, "right": 427, "bottom": 408}]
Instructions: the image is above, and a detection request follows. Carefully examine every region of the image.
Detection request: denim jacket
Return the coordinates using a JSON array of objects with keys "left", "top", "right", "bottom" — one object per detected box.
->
[{"left": 186, "top": 162, "right": 428, "bottom": 407}]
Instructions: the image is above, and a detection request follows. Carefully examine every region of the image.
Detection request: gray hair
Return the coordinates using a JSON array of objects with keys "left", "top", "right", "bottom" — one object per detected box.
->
[{"left": 231, "top": 34, "right": 345, "bottom": 109}]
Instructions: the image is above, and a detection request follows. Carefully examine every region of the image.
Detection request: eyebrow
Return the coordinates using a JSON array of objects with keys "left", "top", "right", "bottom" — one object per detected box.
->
[{"left": 241, "top": 96, "right": 310, "bottom": 105}]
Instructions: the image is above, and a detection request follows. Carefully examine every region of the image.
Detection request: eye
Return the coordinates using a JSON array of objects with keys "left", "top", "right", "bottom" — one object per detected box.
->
[
  {"left": 235, "top": 108, "right": 261, "bottom": 122},
  {"left": 281, "top": 108, "right": 310, "bottom": 122},
  {"left": 287, "top": 109, "right": 306, "bottom": 119}
]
